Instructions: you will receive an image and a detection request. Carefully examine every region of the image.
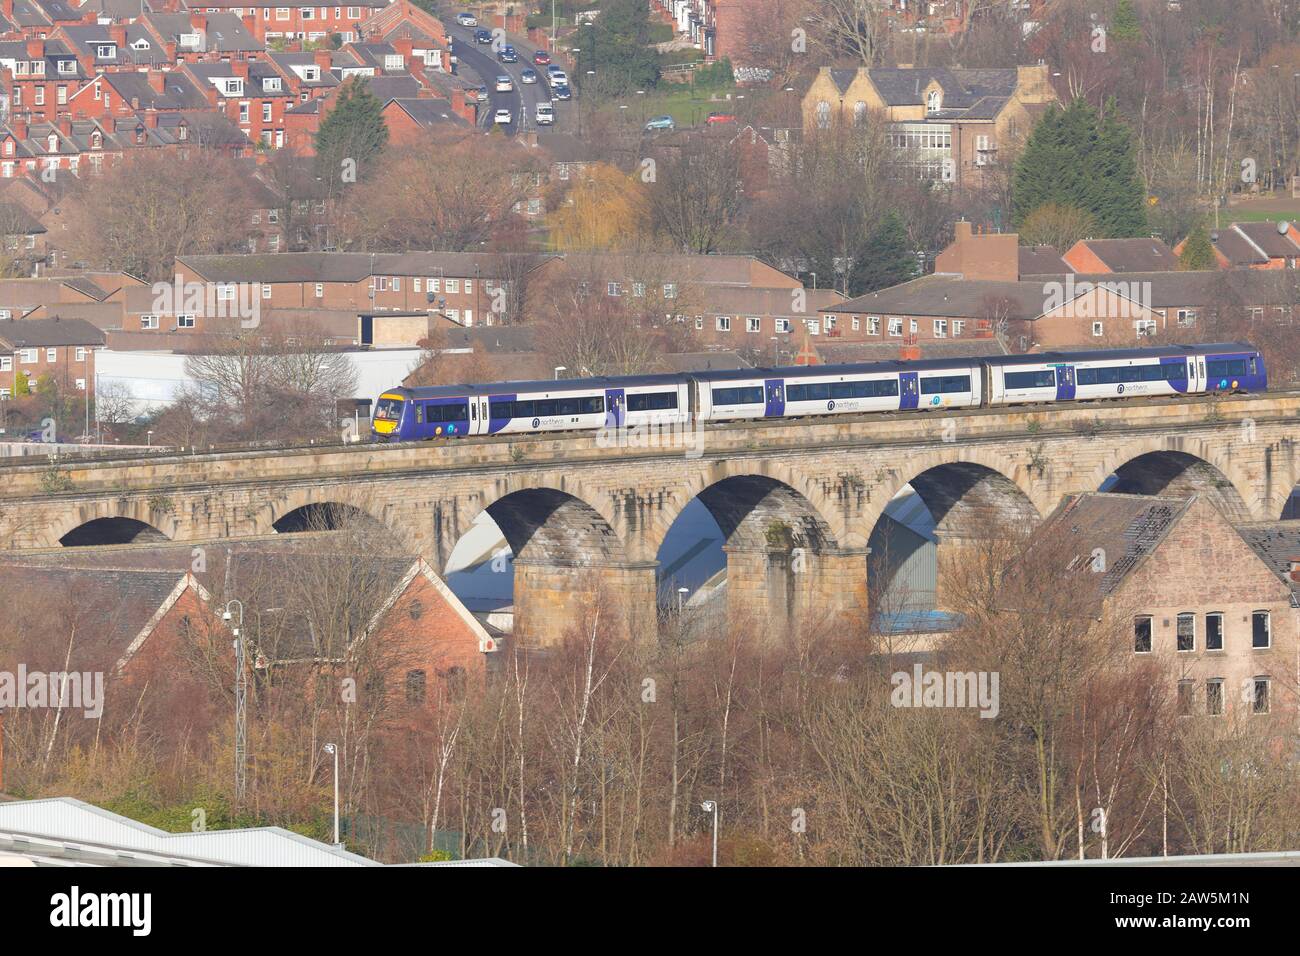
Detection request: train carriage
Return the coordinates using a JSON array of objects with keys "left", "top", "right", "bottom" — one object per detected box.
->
[{"left": 372, "top": 343, "right": 1265, "bottom": 443}]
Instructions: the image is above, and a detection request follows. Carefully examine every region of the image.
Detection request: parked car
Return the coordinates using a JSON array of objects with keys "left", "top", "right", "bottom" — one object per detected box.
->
[
  {"left": 520, "top": 68, "right": 538, "bottom": 84},
  {"left": 495, "top": 75, "right": 514, "bottom": 92},
  {"left": 706, "top": 111, "right": 737, "bottom": 125},
  {"left": 474, "top": 28, "right": 492, "bottom": 43},
  {"left": 644, "top": 115, "right": 676, "bottom": 131},
  {"left": 533, "top": 49, "right": 552, "bottom": 66},
  {"left": 456, "top": 12, "right": 477, "bottom": 26},
  {"left": 535, "top": 101, "right": 554, "bottom": 125},
  {"left": 551, "top": 83, "right": 571, "bottom": 100},
  {"left": 494, "top": 108, "right": 513, "bottom": 124},
  {"left": 498, "top": 45, "right": 518, "bottom": 63}
]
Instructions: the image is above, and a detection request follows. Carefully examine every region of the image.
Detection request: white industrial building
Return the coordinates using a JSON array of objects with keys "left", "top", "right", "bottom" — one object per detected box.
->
[
  {"left": 94, "top": 347, "right": 426, "bottom": 420},
  {"left": 0, "top": 798, "right": 516, "bottom": 867}
]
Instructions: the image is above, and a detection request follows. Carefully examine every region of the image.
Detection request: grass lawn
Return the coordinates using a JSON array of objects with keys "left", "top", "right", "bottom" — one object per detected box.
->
[{"left": 592, "top": 83, "right": 756, "bottom": 129}]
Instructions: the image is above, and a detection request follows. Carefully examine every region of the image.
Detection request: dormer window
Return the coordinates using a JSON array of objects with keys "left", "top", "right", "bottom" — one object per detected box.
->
[
  {"left": 302, "top": 66, "right": 319, "bottom": 81},
  {"left": 384, "top": 54, "right": 402, "bottom": 70},
  {"left": 14, "top": 61, "right": 26, "bottom": 75},
  {"left": 90, "top": 131, "right": 102, "bottom": 149},
  {"left": 96, "top": 44, "right": 116, "bottom": 59},
  {"left": 32, "top": 60, "right": 44, "bottom": 75},
  {"left": 177, "top": 122, "right": 188, "bottom": 141},
  {"left": 57, "top": 59, "right": 75, "bottom": 73},
  {"left": 135, "top": 125, "right": 145, "bottom": 145},
  {"left": 47, "top": 133, "right": 57, "bottom": 152},
  {"left": 926, "top": 89, "right": 941, "bottom": 113},
  {"left": 262, "top": 76, "right": 281, "bottom": 91},
  {"left": 224, "top": 78, "right": 244, "bottom": 95},
  {"left": 179, "top": 32, "right": 201, "bottom": 48},
  {"left": 131, "top": 39, "right": 151, "bottom": 51},
  {"left": 4, "top": 140, "right": 12, "bottom": 156}
]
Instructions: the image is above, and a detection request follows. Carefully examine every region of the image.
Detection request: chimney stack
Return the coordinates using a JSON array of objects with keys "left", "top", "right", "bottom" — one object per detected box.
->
[
  {"left": 109, "top": 24, "right": 127, "bottom": 49},
  {"left": 1289, "top": 558, "right": 1300, "bottom": 584},
  {"left": 12, "top": 116, "right": 27, "bottom": 140},
  {"left": 25, "top": 38, "right": 42, "bottom": 59},
  {"left": 148, "top": 71, "right": 166, "bottom": 94},
  {"left": 314, "top": 50, "right": 332, "bottom": 74},
  {"left": 190, "top": 12, "right": 207, "bottom": 33}
]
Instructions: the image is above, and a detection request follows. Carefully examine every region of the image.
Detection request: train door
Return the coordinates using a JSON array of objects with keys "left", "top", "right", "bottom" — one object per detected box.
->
[
  {"left": 900, "top": 372, "right": 919, "bottom": 410},
  {"left": 1055, "top": 364, "right": 1076, "bottom": 401},
  {"left": 1190, "top": 355, "right": 1206, "bottom": 393},
  {"left": 764, "top": 378, "right": 785, "bottom": 418},
  {"left": 605, "top": 388, "right": 625, "bottom": 428},
  {"left": 469, "top": 397, "right": 488, "bottom": 435}
]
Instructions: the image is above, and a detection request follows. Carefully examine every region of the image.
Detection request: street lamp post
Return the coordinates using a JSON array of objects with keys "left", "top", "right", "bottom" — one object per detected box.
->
[
  {"left": 554, "top": 365, "right": 567, "bottom": 380},
  {"left": 677, "top": 585, "right": 689, "bottom": 616},
  {"left": 222, "top": 600, "right": 246, "bottom": 805},
  {"left": 701, "top": 800, "right": 718, "bottom": 866},
  {"left": 323, "top": 742, "right": 340, "bottom": 846}
]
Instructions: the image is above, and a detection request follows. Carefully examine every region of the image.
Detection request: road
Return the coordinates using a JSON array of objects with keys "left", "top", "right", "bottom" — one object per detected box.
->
[{"left": 445, "top": 21, "right": 575, "bottom": 138}]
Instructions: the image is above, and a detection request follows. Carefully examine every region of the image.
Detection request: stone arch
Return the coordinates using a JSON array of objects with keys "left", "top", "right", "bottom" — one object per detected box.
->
[
  {"left": 59, "top": 516, "right": 170, "bottom": 548},
  {"left": 864, "top": 446, "right": 1043, "bottom": 538},
  {"left": 47, "top": 498, "right": 179, "bottom": 549},
  {"left": 864, "top": 453, "right": 1042, "bottom": 615},
  {"left": 272, "top": 502, "right": 390, "bottom": 535},
  {"left": 641, "top": 459, "right": 845, "bottom": 563},
  {"left": 253, "top": 485, "right": 399, "bottom": 542},
  {"left": 1090, "top": 439, "right": 1253, "bottom": 522}
]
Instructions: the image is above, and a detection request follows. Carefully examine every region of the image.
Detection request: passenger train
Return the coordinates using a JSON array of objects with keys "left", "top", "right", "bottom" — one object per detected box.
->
[{"left": 371, "top": 343, "right": 1267, "bottom": 442}]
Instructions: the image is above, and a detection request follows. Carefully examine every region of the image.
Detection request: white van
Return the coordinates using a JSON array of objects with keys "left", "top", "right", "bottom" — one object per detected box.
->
[{"left": 535, "top": 101, "right": 555, "bottom": 125}]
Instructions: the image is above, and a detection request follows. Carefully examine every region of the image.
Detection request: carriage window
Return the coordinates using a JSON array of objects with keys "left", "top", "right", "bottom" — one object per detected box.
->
[
  {"left": 627, "top": 391, "right": 678, "bottom": 411},
  {"left": 427, "top": 402, "right": 469, "bottom": 422},
  {"left": 490, "top": 399, "right": 515, "bottom": 419},
  {"left": 535, "top": 400, "right": 559, "bottom": 417},
  {"left": 920, "top": 374, "right": 971, "bottom": 393},
  {"left": 374, "top": 397, "right": 403, "bottom": 420},
  {"left": 557, "top": 397, "right": 581, "bottom": 415},
  {"left": 1248, "top": 357, "right": 1258, "bottom": 375},
  {"left": 1207, "top": 359, "right": 1248, "bottom": 380},
  {"left": 583, "top": 396, "right": 605, "bottom": 414},
  {"left": 787, "top": 379, "right": 898, "bottom": 401},
  {"left": 1003, "top": 369, "right": 1056, "bottom": 389},
  {"left": 711, "top": 386, "right": 763, "bottom": 405}
]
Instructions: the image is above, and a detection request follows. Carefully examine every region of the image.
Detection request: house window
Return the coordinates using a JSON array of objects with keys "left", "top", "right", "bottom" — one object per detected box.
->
[
  {"left": 1177, "top": 309, "right": 1196, "bottom": 326},
  {"left": 852, "top": 101, "right": 867, "bottom": 126},
  {"left": 694, "top": 316, "right": 703, "bottom": 330},
  {"left": 57, "top": 85, "right": 66, "bottom": 105},
  {"left": 75, "top": 347, "right": 86, "bottom": 362},
  {"left": 314, "top": 283, "right": 324, "bottom": 298},
  {"left": 75, "top": 378, "right": 85, "bottom": 390},
  {"left": 445, "top": 279, "right": 459, "bottom": 294},
  {"left": 1252, "top": 611, "right": 1270, "bottom": 648},
  {"left": 926, "top": 89, "right": 941, "bottom": 113},
  {"left": 464, "top": 279, "right": 472, "bottom": 294},
  {"left": 262, "top": 284, "right": 272, "bottom": 299},
  {"left": 909, "top": 319, "right": 918, "bottom": 335},
  {"left": 392, "top": 277, "right": 401, "bottom": 291},
  {"left": 1176, "top": 612, "right": 1195, "bottom": 651},
  {"left": 815, "top": 100, "right": 831, "bottom": 129},
  {"left": 953, "top": 320, "right": 965, "bottom": 336},
  {"left": 1251, "top": 677, "right": 1270, "bottom": 714},
  {"left": 348, "top": 6, "right": 359, "bottom": 17},
  {"left": 1205, "top": 612, "right": 1223, "bottom": 650},
  {"left": 405, "top": 669, "right": 426, "bottom": 704},
  {"left": 888, "top": 318, "right": 903, "bottom": 337},
  {"left": 178, "top": 314, "right": 196, "bottom": 328},
  {"left": 1205, "top": 679, "right": 1224, "bottom": 716},
  {"left": 301, "top": 6, "right": 314, "bottom": 17},
  {"left": 663, "top": 283, "right": 677, "bottom": 299},
  {"left": 606, "top": 281, "right": 622, "bottom": 296},
  {"left": 141, "top": 314, "right": 159, "bottom": 329},
  {"left": 1134, "top": 616, "right": 1152, "bottom": 653},
  {"left": 1176, "top": 680, "right": 1194, "bottom": 717},
  {"left": 934, "top": 319, "right": 948, "bottom": 338},
  {"left": 428, "top": 278, "right": 440, "bottom": 293},
  {"left": 746, "top": 317, "right": 761, "bottom": 333},
  {"left": 18, "top": 348, "right": 36, "bottom": 364},
  {"left": 775, "top": 318, "right": 790, "bottom": 333},
  {"left": 240, "top": 102, "right": 250, "bottom": 123},
  {"left": 277, "top": 7, "right": 290, "bottom": 18},
  {"left": 867, "top": 316, "right": 880, "bottom": 335},
  {"left": 96, "top": 44, "right": 116, "bottom": 59},
  {"left": 44, "top": 347, "right": 55, "bottom": 363},
  {"left": 1135, "top": 319, "right": 1156, "bottom": 337},
  {"left": 33, "top": 87, "right": 44, "bottom": 106},
  {"left": 632, "top": 282, "right": 645, "bottom": 297},
  {"left": 716, "top": 316, "right": 731, "bottom": 332},
  {"left": 851, "top": 317, "right": 860, "bottom": 331},
  {"left": 1091, "top": 321, "right": 1104, "bottom": 337},
  {"left": 806, "top": 317, "right": 821, "bottom": 335},
  {"left": 0, "top": 356, "right": 10, "bottom": 371}
]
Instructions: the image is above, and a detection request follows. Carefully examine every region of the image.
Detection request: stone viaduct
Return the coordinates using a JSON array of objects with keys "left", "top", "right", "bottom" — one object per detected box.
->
[{"left": 1, "top": 392, "right": 1297, "bottom": 644}]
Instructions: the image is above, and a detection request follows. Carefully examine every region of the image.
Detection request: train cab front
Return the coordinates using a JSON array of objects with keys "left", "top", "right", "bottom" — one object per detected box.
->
[{"left": 372, "top": 392, "right": 407, "bottom": 442}]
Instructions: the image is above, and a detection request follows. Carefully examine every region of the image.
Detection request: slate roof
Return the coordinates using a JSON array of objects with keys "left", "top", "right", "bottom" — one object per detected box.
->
[
  {"left": 387, "top": 97, "right": 467, "bottom": 127},
  {"left": 0, "top": 315, "right": 105, "bottom": 347},
  {"left": 1030, "top": 493, "right": 1194, "bottom": 601},
  {"left": 1237, "top": 522, "right": 1300, "bottom": 602},
  {"left": 0, "top": 564, "right": 190, "bottom": 667},
  {"left": 1073, "top": 238, "right": 1179, "bottom": 272},
  {"left": 103, "top": 71, "right": 210, "bottom": 111},
  {"left": 1019, "top": 245, "right": 1070, "bottom": 274}
]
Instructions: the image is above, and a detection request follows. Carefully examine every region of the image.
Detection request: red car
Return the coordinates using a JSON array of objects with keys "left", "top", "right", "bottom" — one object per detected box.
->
[
  {"left": 706, "top": 111, "right": 737, "bottom": 125},
  {"left": 533, "top": 49, "right": 551, "bottom": 66}
]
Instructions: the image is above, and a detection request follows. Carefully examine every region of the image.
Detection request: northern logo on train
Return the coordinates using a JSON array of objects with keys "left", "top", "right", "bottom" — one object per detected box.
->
[
  {"left": 532, "top": 417, "right": 540, "bottom": 428},
  {"left": 1117, "top": 384, "right": 1125, "bottom": 394},
  {"left": 827, "top": 400, "right": 835, "bottom": 411}
]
